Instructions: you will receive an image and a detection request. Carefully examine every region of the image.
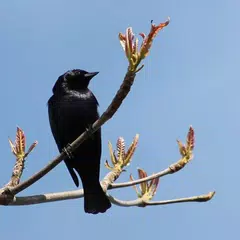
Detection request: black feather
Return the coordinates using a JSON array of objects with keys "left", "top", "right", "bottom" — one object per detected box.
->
[{"left": 48, "top": 69, "right": 111, "bottom": 214}]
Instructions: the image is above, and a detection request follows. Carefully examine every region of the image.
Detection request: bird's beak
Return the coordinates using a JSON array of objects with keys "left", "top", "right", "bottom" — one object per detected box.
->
[{"left": 84, "top": 72, "right": 99, "bottom": 79}]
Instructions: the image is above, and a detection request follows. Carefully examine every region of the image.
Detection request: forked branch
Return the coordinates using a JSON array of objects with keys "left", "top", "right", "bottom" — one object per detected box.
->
[{"left": 3, "top": 127, "right": 215, "bottom": 208}]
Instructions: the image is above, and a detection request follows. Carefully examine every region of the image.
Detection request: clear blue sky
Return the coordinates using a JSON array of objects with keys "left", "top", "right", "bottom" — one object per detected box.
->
[{"left": 0, "top": 0, "right": 237, "bottom": 239}]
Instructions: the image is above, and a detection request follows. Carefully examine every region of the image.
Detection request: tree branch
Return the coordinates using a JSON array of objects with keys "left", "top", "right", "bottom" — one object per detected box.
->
[
  {"left": 110, "top": 152, "right": 194, "bottom": 190},
  {"left": 110, "top": 168, "right": 171, "bottom": 189},
  {"left": 108, "top": 192, "right": 215, "bottom": 207},
  {"left": 9, "top": 190, "right": 84, "bottom": 206},
  {"left": 1, "top": 154, "right": 215, "bottom": 206},
  {"left": 7, "top": 169, "right": 124, "bottom": 206}
]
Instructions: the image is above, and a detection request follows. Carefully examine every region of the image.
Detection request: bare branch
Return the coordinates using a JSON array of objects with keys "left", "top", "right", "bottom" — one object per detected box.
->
[
  {"left": 109, "top": 196, "right": 143, "bottom": 207},
  {"left": 9, "top": 190, "right": 84, "bottom": 206},
  {"left": 110, "top": 166, "right": 173, "bottom": 189},
  {"left": 108, "top": 191, "right": 215, "bottom": 207},
  {"left": 145, "top": 192, "right": 216, "bottom": 205}
]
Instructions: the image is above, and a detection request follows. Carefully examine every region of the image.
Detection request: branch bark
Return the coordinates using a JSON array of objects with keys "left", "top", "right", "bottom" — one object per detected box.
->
[
  {"left": 110, "top": 168, "right": 171, "bottom": 189},
  {"left": 108, "top": 192, "right": 215, "bottom": 207}
]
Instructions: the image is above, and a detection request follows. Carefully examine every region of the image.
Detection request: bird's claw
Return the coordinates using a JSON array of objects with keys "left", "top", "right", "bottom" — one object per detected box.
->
[
  {"left": 63, "top": 143, "right": 74, "bottom": 159},
  {"left": 86, "top": 124, "right": 95, "bottom": 139}
]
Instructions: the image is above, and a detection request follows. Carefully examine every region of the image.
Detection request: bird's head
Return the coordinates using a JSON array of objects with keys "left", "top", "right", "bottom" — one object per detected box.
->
[{"left": 52, "top": 69, "right": 99, "bottom": 94}]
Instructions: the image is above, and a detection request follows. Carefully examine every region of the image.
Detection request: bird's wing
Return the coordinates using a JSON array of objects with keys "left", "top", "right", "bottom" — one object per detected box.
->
[{"left": 48, "top": 96, "right": 79, "bottom": 187}]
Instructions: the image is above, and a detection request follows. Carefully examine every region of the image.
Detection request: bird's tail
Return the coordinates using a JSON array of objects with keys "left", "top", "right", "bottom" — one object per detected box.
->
[{"left": 84, "top": 183, "right": 111, "bottom": 214}]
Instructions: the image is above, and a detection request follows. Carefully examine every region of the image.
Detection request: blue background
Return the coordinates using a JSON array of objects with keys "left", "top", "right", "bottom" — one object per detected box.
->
[{"left": 0, "top": 0, "right": 237, "bottom": 239}]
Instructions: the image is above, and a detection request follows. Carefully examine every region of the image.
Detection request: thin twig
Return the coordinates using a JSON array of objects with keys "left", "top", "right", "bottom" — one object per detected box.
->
[
  {"left": 110, "top": 151, "right": 196, "bottom": 190},
  {"left": 5, "top": 156, "right": 26, "bottom": 187},
  {"left": 144, "top": 191, "right": 216, "bottom": 205},
  {"left": 109, "top": 195, "right": 143, "bottom": 207},
  {"left": 110, "top": 168, "right": 171, "bottom": 189},
  {"left": 108, "top": 192, "right": 216, "bottom": 207},
  {"left": 6, "top": 128, "right": 36, "bottom": 188}
]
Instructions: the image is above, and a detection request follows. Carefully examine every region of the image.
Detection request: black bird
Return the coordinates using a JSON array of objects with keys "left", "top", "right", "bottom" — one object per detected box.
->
[{"left": 48, "top": 69, "right": 111, "bottom": 214}]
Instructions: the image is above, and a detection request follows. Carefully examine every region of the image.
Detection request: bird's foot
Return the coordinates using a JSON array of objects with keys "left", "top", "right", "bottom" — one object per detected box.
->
[
  {"left": 86, "top": 124, "right": 95, "bottom": 139},
  {"left": 62, "top": 143, "right": 74, "bottom": 159}
]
